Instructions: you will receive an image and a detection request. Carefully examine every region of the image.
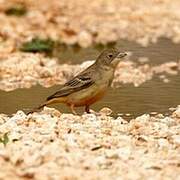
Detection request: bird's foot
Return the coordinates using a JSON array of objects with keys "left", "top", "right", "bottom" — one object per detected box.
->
[
  {"left": 84, "top": 109, "right": 101, "bottom": 116},
  {"left": 85, "top": 105, "right": 90, "bottom": 114},
  {"left": 70, "top": 104, "right": 78, "bottom": 115}
]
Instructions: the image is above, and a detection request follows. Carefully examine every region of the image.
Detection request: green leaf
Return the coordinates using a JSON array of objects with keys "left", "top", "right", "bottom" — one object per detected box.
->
[
  {"left": 0, "top": 132, "right": 9, "bottom": 146},
  {"left": 5, "top": 5, "right": 27, "bottom": 16},
  {"left": 20, "top": 38, "right": 54, "bottom": 53}
]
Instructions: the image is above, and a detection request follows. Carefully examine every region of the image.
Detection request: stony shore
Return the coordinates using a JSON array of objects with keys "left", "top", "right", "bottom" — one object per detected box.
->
[{"left": 0, "top": 106, "right": 180, "bottom": 179}]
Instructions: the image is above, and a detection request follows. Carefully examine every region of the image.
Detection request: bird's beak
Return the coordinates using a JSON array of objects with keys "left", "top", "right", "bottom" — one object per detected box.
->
[
  {"left": 111, "top": 52, "right": 128, "bottom": 68},
  {"left": 117, "top": 52, "right": 127, "bottom": 58}
]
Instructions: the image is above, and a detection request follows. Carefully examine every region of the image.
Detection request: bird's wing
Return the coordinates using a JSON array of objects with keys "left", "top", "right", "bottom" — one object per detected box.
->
[{"left": 46, "top": 70, "right": 95, "bottom": 101}]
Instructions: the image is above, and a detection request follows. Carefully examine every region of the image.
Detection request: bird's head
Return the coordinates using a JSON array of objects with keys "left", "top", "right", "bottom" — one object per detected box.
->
[{"left": 96, "top": 48, "right": 127, "bottom": 68}]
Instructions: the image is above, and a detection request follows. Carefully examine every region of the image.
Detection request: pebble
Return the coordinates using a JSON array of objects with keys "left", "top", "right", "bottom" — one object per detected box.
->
[{"left": 0, "top": 105, "right": 179, "bottom": 179}]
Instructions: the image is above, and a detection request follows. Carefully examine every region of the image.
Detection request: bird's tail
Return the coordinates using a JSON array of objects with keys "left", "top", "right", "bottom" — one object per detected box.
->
[
  {"left": 27, "top": 102, "right": 47, "bottom": 115},
  {"left": 27, "top": 97, "right": 66, "bottom": 115}
]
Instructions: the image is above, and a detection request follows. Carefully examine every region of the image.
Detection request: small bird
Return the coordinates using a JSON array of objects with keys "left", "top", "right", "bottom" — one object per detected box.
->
[{"left": 28, "top": 49, "right": 127, "bottom": 114}]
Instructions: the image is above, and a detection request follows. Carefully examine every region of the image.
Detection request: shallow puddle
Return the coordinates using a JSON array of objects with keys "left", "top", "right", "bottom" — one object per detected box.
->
[
  {"left": 56, "top": 38, "right": 180, "bottom": 65},
  {"left": 1, "top": 38, "right": 180, "bottom": 117},
  {"left": 0, "top": 75, "right": 180, "bottom": 117}
]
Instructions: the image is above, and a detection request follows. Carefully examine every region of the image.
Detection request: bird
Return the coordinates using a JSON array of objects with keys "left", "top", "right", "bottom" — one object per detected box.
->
[{"left": 28, "top": 48, "right": 127, "bottom": 115}]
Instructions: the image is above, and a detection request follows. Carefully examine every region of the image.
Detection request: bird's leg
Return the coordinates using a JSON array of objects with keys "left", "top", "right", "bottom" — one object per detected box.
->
[
  {"left": 70, "top": 104, "right": 77, "bottom": 115},
  {"left": 85, "top": 105, "right": 90, "bottom": 113}
]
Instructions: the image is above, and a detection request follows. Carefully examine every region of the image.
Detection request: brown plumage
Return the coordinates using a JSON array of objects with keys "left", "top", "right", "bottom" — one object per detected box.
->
[{"left": 28, "top": 48, "right": 127, "bottom": 114}]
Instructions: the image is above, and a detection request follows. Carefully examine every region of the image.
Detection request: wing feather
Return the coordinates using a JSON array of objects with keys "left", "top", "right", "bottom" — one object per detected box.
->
[{"left": 46, "top": 71, "right": 95, "bottom": 101}]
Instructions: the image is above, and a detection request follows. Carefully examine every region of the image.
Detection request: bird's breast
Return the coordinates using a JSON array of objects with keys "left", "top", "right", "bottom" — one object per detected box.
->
[
  {"left": 97, "top": 67, "right": 114, "bottom": 86},
  {"left": 66, "top": 83, "right": 107, "bottom": 107},
  {"left": 65, "top": 67, "right": 114, "bottom": 107}
]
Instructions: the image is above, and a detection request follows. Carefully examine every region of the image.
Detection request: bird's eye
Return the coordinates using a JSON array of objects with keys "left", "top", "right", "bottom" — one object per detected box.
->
[{"left": 108, "top": 54, "right": 113, "bottom": 58}]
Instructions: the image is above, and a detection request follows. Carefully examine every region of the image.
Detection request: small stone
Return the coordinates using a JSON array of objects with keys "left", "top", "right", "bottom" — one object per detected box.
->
[
  {"left": 172, "top": 135, "right": 180, "bottom": 145},
  {"left": 77, "top": 31, "right": 92, "bottom": 48},
  {"left": 99, "top": 107, "right": 113, "bottom": 116},
  {"left": 150, "top": 112, "right": 158, "bottom": 115},
  {"left": 135, "top": 114, "right": 150, "bottom": 122},
  {"left": 173, "top": 106, "right": 180, "bottom": 118},
  {"left": 158, "top": 138, "right": 169, "bottom": 149}
]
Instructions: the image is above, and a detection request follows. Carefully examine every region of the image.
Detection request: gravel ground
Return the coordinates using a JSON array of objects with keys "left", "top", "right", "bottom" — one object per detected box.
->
[
  {"left": 0, "top": 0, "right": 180, "bottom": 51},
  {"left": 0, "top": 106, "right": 180, "bottom": 179},
  {"left": 0, "top": 52, "right": 180, "bottom": 91}
]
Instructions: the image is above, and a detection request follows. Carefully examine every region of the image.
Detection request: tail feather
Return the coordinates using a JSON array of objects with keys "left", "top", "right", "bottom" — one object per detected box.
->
[
  {"left": 27, "top": 97, "right": 66, "bottom": 115},
  {"left": 27, "top": 103, "right": 47, "bottom": 115}
]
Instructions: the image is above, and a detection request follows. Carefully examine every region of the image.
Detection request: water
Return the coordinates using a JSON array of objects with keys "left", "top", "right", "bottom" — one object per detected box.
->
[
  {"left": 0, "top": 38, "right": 180, "bottom": 117},
  {"left": 55, "top": 38, "right": 180, "bottom": 65}
]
